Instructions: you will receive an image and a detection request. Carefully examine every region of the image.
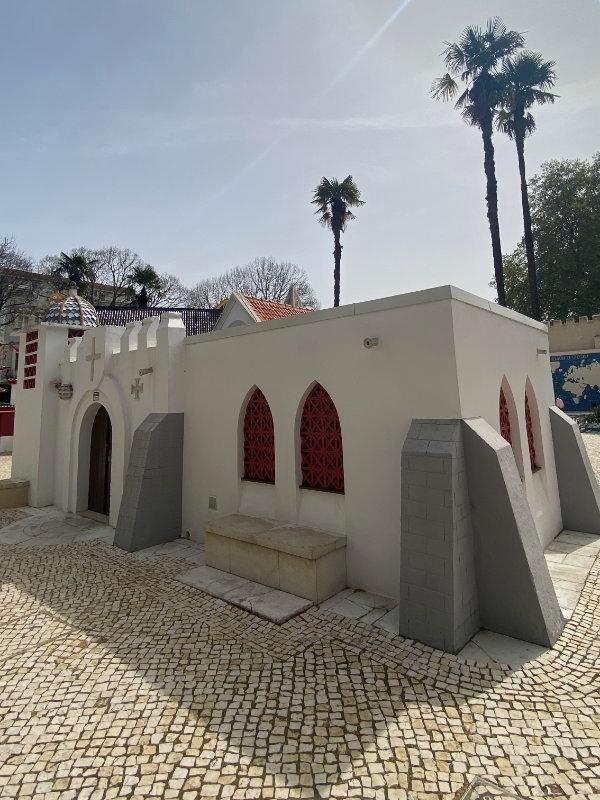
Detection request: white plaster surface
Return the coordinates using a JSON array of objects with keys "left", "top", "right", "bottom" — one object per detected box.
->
[{"left": 9, "top": 287, "right": 567, "bottom": 600}]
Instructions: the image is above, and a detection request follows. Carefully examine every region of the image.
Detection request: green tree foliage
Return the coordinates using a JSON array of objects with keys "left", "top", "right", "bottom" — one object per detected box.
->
[
  {"left": 54, "top": 250, "right": 98, "bottom": 293},
  {"left": 498, "top": 154, "right": 600, "bottom": 319},
  {"left": 129, "top": 265, "right": 163, "bottom": 308}
]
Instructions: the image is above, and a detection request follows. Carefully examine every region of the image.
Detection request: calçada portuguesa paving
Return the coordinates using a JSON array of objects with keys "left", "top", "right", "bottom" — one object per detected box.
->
[{"left": 0, "top": 441, "right": 600, "bottom": 799}]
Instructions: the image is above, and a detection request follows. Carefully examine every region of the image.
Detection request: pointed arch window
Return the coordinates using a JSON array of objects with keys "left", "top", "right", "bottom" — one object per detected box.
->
[
  {"left": 499, "top": 387, "right": 512, "bottom": 444},
  {"left": 300, "top": 383, "right": 344, "bottom": 493},
  {"left": 243, "top": 388, "right": 275, "bottom": 483},
  {"left": 525, "top": 394, "right": 538, "bottom": 470}
]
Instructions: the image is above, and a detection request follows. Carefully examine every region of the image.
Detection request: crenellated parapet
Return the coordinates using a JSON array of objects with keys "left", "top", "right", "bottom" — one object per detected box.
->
[{"left": 548, "top": 314, "right": 600, "bottom": 353}]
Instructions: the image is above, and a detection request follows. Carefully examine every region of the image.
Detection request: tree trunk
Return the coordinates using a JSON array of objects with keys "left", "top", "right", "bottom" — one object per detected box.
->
[
  {"left": 515, "top": 131, "right": 541, "bottom": 321},
  {"left": 333, "top": 227, "right": 342, "bottom": 307},
  {"left": 481, "top": 117, "right": 505, "bottom": 306}
]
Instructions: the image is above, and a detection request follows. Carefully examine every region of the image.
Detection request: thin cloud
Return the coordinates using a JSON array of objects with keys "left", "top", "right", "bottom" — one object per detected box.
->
[{"left": 274, "top": 113, "right": 454, "bottom": 132}]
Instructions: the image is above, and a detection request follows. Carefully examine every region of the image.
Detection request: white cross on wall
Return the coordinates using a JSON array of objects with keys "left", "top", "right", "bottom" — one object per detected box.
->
[
  {"left": 85, "top": 339, "right": 102, "bottom": 381},
  {"left": 131, "top": 377, "right": 143, "bottom": 400}
]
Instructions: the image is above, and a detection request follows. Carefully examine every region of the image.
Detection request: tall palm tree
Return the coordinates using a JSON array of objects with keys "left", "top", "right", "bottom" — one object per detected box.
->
[
  {"left": 55, "top": 251, "right": 96, "bottom": 293},
  {"left": 312, "top": 176, "right": 364, "bottom": 307},
  {"left": 497, "top": 52, "right": 557, "bottom": 320},
  {"left": 129, "top": 265, "right": 163, "bottom": 308},
  {"left": 432, "top": 18, "right": 524, "bottom": 306}
]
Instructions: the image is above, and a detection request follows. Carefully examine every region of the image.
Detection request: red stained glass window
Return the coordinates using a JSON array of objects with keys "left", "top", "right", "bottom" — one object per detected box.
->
[
  {"left": 23, "top": 331, "right": 38, "bottom": 390},
  {"left": 243, "top": 388, "right": 275, "bottom": 483},
  {"left": 525, "top": 395, "right": 538, "bottom": 470},
  {"left": 300, "top": 383, "right": 344, "bottom": 493},
  {"left": 499, "top": 387, "right": 511, "bottom": 444}
]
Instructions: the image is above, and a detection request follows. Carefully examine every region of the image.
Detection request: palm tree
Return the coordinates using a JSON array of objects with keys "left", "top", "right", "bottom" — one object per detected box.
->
[
  {"left": 312, "top": 176, "right": 364, "bottom": 307},
  {"left": 432, "top": 18, "right": 524, "bottom": 306},
  {"left": 55, "top": 251, "right": 96, "bottom": 293},
  {"left": 129, "top": 265, "right": 163, "bottom": 308},
  {"left": 497, "top": 52, "right": 557, "bottom": 321}
]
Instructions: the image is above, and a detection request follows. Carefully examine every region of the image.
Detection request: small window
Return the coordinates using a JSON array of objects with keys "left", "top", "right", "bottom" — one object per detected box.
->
[
  {"left": 525, "top": 394, "right": 538, "bottom": 470},
  {"left": 299, "top": 383, "right": 344, "bottom": 493},
  {"left": 499, "top": 387, "right": 512, "bottom": 444},
  {"left": 242, "top": 388, "right": 275, "bottom": 483}
]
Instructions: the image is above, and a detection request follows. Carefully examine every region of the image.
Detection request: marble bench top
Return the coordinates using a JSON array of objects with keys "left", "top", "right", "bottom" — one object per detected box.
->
[
  {"left": 0, "top": 479, "right": 29, "bottom": 489},
  {"left": 205, "top": 514, "right": 347, "bottom": 560}
]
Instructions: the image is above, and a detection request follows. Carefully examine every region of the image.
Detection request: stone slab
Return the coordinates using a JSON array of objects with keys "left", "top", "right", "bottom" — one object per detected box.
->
[
  {"left": 175, "top": 565, "right": 313, "bottom": 624},
  {"left": 205, "top": 514, "right": 346, "bottom": 558},
  {"left": 0, "top": 479, "right": 29, "bottom": 509},
  {"left": 114, "top": 413, "right": 184, "bottom": 552},
  {"left": 205, "top": 514, "right": 278, "bottom": 540},
  {"left": 550, "top": 406, "right": 600, "bottom": 534}
]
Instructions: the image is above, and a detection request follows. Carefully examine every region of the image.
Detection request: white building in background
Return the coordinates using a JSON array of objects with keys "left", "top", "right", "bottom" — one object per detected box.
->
[{"left": 10, "top": 284, "right": 600, "bottom": 654}]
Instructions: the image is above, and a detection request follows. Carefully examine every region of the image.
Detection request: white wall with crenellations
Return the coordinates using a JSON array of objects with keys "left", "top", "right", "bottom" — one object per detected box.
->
[
  {"left": 549, "top": 315, "right": 600, "bottom": 354},
  {"left": 11, "top": 286, "right": 564, "bottom": 599}
]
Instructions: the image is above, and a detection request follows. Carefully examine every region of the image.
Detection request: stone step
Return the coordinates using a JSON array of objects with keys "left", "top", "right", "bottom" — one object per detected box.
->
[{"left": 175, "top": 565, "right": 313, "bottom": 624}]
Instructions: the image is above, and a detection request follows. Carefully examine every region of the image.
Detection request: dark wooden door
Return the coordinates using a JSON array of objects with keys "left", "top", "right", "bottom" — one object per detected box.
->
[{"left": 88, "top": 406, "right": 112, "bottom": 515}]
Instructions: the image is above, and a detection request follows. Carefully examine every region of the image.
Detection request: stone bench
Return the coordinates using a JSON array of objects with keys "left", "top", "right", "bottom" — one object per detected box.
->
[
  {"left": 205, "top": 514, "right": 347, "bottom": 603},
  {"left": 0, "top": 479, "right": 29, "bottom": 509}
]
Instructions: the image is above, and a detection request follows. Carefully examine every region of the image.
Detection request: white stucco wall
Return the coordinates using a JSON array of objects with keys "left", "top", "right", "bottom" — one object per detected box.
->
[
  {"left": 451, "top": 289, "right": 562, "bottom": 547},
  {"left": 11, "top": 287, "right": 566, "bottom": 600},
  {"left": 549, "top": 316, "right": 600, "bottom": 353},
  {"left": 182, "top": 287, "right": 564, "bottom": 597},
  {"left": 212, "top": 294, "right": 256, "bottom": 330},
  {"left": 182, "top": 289, "right": 464, "bottom": 598},
  {"left": 12, "top": 314, "right": 185, "bottom": 526}
]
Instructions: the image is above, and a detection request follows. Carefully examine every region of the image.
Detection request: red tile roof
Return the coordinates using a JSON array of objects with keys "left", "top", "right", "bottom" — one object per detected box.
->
[{"left": 242, "top": 295, "right": 312, "bottom": 322}]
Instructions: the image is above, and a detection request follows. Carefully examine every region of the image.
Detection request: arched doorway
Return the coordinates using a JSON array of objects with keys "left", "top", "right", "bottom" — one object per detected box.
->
[{"left": 88, "top": 406, "right": 112, "bottom": 515}]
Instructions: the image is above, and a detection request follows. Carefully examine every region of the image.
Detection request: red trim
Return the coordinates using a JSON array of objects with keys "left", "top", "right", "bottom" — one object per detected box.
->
[
  {"left": 525, "top": 395, "right": 538, "bottom": 470},
  {"left": 300, "top": 384, "right": 344, "bottom": 493},
  {"left": 243, "top": 388, "right": 275, "bottom": 483},
  {"left": 499, "top": 388, "right": 512, "bottom": 445},
  {"left": 23, "top": 332, "right": 38, "bottom": 389},
  {"left": 0, "top": 406, "right": 15, "bottom": 436}
]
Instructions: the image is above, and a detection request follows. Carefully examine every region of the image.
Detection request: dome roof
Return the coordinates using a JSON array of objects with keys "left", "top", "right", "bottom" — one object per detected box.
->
[{"left": 45, "top": 286, "right": 98, "bottom": 328}]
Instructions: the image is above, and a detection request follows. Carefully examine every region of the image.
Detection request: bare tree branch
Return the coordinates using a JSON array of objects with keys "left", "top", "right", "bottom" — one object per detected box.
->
[
  {"left": 187, "top": 257, "right": 319, "bottom": 309},
  {"left": 0, "top": 237, "right": 39, "bottom": 326}
]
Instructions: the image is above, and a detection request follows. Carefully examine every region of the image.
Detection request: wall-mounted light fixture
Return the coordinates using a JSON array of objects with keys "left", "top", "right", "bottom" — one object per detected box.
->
[{"left": 363, "top": 337, "right": 380, "bottom": 349}]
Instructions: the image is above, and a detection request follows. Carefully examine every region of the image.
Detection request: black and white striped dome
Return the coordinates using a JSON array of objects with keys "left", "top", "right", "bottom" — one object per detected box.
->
[{"left": 45, "top": 287, "right": 98, "bottom": 327}]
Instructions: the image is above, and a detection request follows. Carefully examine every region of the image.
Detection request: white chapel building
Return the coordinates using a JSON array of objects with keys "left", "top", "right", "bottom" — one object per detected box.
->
[{"left": 10, "top": 284, "right": 600, "bottom": 654}]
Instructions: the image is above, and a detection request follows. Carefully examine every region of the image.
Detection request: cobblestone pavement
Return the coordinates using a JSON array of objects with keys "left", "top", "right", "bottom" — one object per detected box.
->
[
  {"left": 0, "top": 480, "right": 599, "bottom": 796},
  {"left": 0, "top": 453, "right": 13, "bottom": 479}
]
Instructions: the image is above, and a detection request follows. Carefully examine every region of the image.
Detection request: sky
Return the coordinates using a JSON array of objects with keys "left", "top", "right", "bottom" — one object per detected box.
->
[{"left": 1, "top": 0, "right": 599, "bottom": 307}]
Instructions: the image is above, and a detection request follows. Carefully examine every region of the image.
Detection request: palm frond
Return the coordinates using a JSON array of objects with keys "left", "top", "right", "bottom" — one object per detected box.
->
[
  {"left": 495, "top": 108, "right": 515, "bottom": 138},
  {"left": 523, "top": 112, "right": 536, "bottom": 136},
  {"left": 311, "top": 175, "right": 363, "bottom": 231},
  {"left": 431, "top": 72, "right": 458, "bottom": 101}
]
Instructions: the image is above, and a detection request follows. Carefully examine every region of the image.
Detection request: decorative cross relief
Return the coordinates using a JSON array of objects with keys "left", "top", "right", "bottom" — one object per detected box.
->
[
  {"left": 131, "top": 377, "right": 143, "bottom": 400},
  {"left": 85, "top": 338, "right": 102, "bottom": 381}
]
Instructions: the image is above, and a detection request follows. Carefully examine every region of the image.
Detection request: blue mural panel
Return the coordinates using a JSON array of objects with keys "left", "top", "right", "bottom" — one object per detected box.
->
[{"left": 551, "top": 352, "right": 600, "bottom": 413}]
